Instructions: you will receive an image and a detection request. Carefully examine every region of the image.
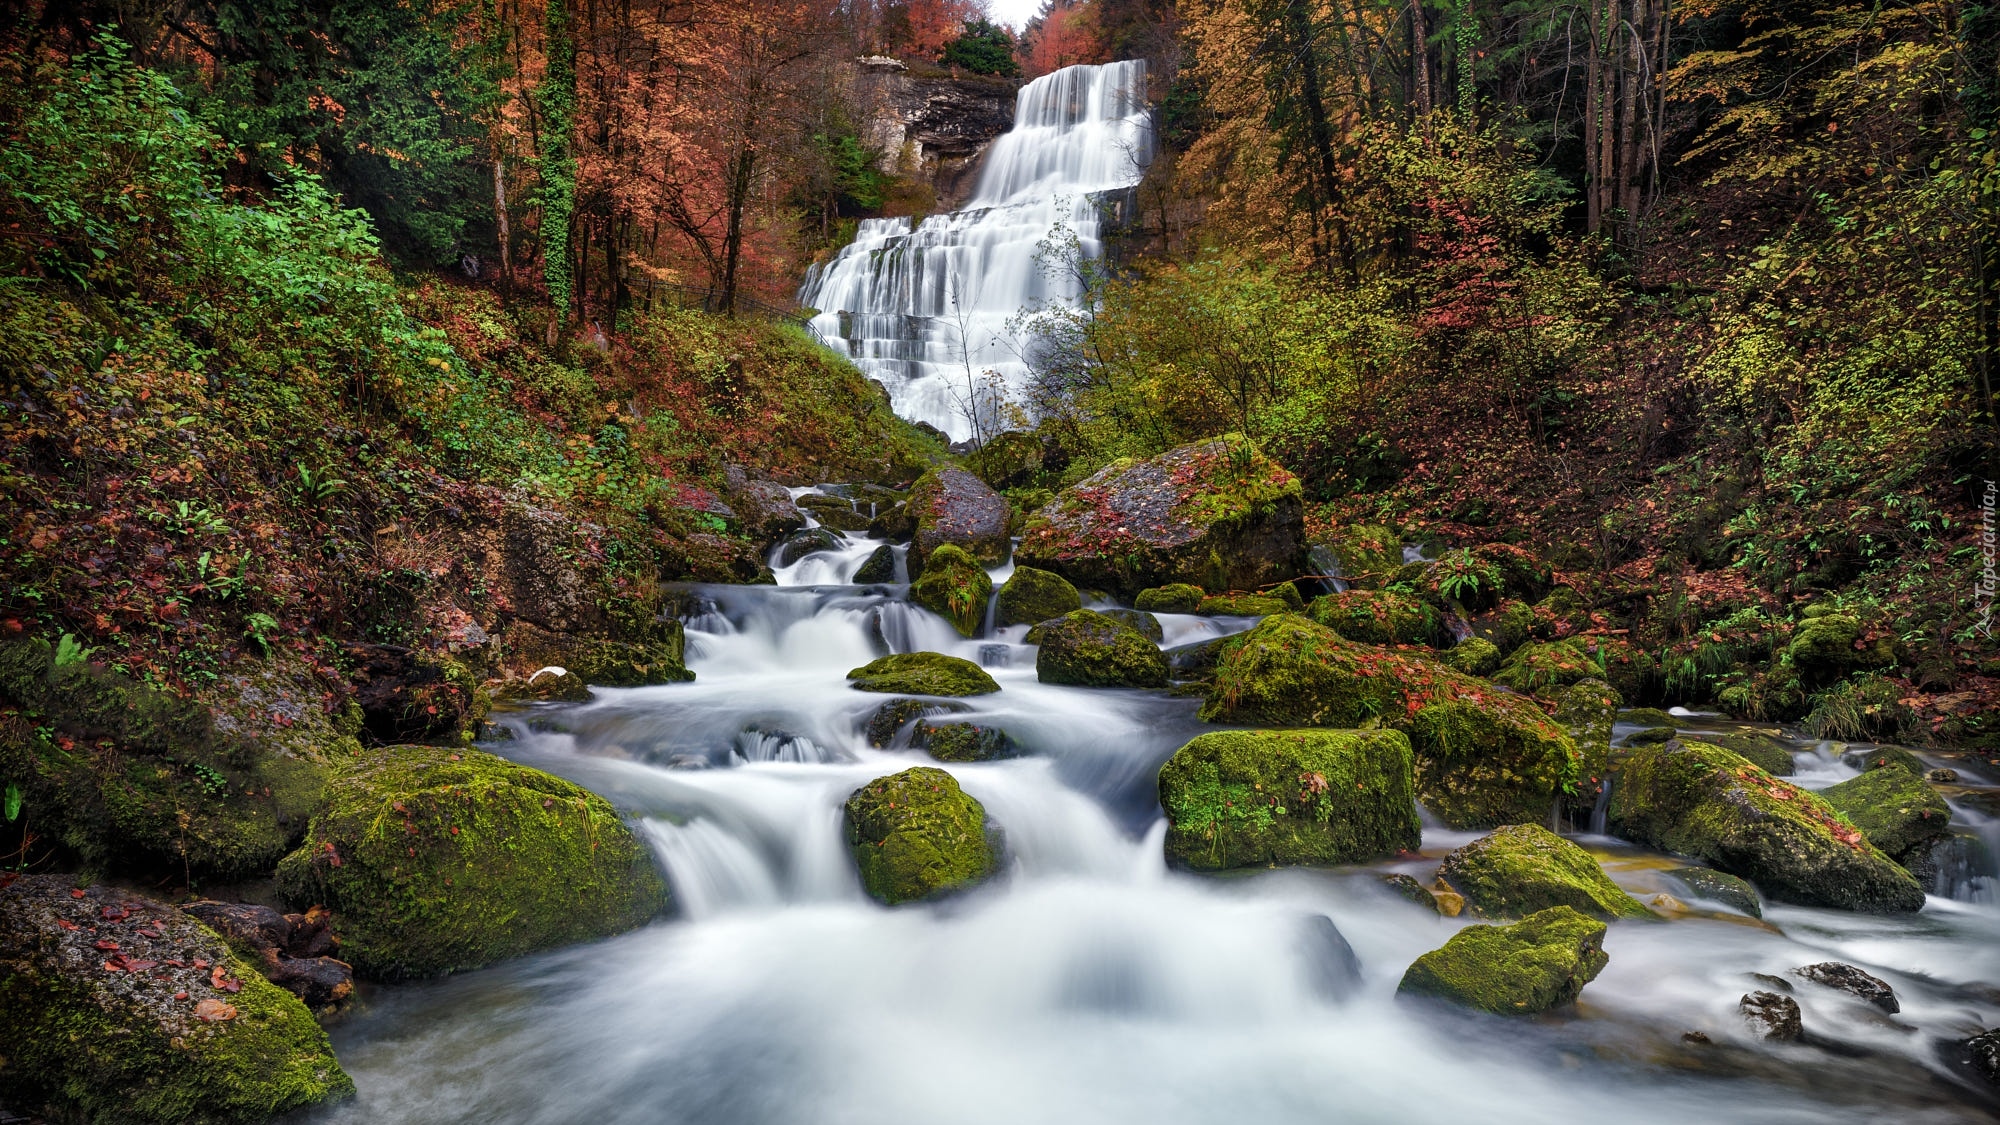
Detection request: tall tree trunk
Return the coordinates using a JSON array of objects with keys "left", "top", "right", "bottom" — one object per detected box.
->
[
  {"left": 1616, "top": 0, "right": 1641, "bottom": 250},
  {"left": 720, "top": 120, "right": 758, "bottom": 317},
  {"left": 1584, "top": 0, "right": 1603, "bottom": 233},
  {"left": 541, "top": 0, "right": 579, "bottom": 340},
  {"left": 1411, "top": 0, "right": 1433, "bottom": 122},
  {"left": 493, "top": 158, "right": 511, "bottom": 282}
]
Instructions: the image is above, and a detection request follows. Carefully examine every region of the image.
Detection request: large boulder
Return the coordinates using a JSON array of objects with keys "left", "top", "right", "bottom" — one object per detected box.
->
[
  {"left": 1685, "top": 731, "right": 1794, "bottom": 776},
  {"left": 846, "top": 652, "right": 1000, "bottom": 696},
  {"left": 1396, "top": 906, "right": 1609, "bottom": 1015},
  {"left": 909, "top": 543, "right": 993, "bottom": 637},
  {"left": 1491, "top": 640, "right": 1600, "bottom": 697},
  {"left": 915, "top": 720, "right": 1019, "bottom": 762},
  {"left": 1201, "top": 615, "right": 1582, "bottom": 829},
  {"left": 1306, "top": 589, "right": 1447, "bottom": 646},
  {"left": 906, "top": 465, "right": 1010, "bottom": 571},
  {"left": 852, "top": 543, "right": 900, "bottom": 584},
  {"left": 1310, "top": 524, "right": 1404, "bottom": 589},
  {"left": 1441, "top": 637, "right": 1501, "bottom": 677},
  {"left": 1034, "top": 610, "right": 1169, "bottom": 689},
  {"left": 995, "top": 566, "right": 1080, "bottom": 627},
  {"left": 1818, "top": 766, "right": 1952, "bottom": 866},
  {"left": 1786, "top": 612, "right": 1893, "bottom": 686},
  {"left": 1158, "top": 729, "right": 1420, "bottom": 870},
  {"left": 1607, "top": 740, "right": 1926, "bottom": 913},
  {"left": 0, "top": 876, "right": 353, "bottom": 1123},
  {"left": 1015, "top": 435, "right": 1305, "bottom": 600},
  {"left": 722, "top": 466, "right": 806, "bottom": 546},
  {"left": 1135, "top": 583, "right": 1205, "bottom": 613},
  {"left": 1435, "top": 824, "right": 1651, "bottom": 920},
  {"left": 276, "top": 745, "right": 667, "bottom": 979},
  {"left": 1551, "top": 678, "right": 1620, "bottom": 813},
  {"left": 844, "top": 767, "right": 1000, "bottom": 904}
]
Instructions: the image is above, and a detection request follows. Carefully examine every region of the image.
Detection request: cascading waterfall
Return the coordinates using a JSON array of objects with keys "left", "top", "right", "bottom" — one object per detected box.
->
[{"left": 798, "top": 61, "right": 1153, "bottom": 441}]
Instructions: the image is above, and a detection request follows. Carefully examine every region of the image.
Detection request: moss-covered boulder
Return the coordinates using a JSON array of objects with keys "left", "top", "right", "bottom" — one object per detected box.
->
[
  {"left": 846, "top": 652, "right": 1000, "bottom": 696},
  {"left": 1397, "top": 906, "right": 1609, "bottom": 1015},
  {"left": 1310, "top": 525, "right": 1404, "bottom": 589},
  {"left": 1098, "top": 607, "right": 1164, "bottom": 642},
  {"left": 1492, "top": 640, "right": 1600, "bottom": 697},
  {"left": 0, "top": 876, "right": 352, "bottom": 1124},
  {"left": 916, "top": 720, "right": 1018, "bottom": 762},
  {"left": 1034, "top": 610, "right": 1170, "bottom": 688},
  {"left": 1135, "top": 583, "right": 1205, "bottom": 613},
  {"left": 1664, "top": 867, "right": 1763, "bottom": 917},
  {"left": 498, "top": 619, "right": 693, "bottom": 687},
  {"left": 906, "top": 465, "right": 1010, "bottom": 571},
  {"left": 1552, "top": 678, "right": 1620, "bottom": 805},
  {"left": 1441, "top": 637, "right": 1501, "bottom": 677},
  {"left": 1015, "top": 435, "right": 1305, "bottom": 599},
  {"left": 1607, "top": 740, "right": 1925, "bottom": 913},
  {"left": 1158, "top": 729, "right": 1421, "bottom": 870},
  {"left": 1470, "top": 600, "right": 1535, "bottom": 656},
  {"left": 910, "top": 543, "right": 994, "bottom": 637},
  {"left": 852, "top": 543, "right": 899, "bottom": 584},
  {"left": 995, "top": 566, "right": 1081, "bottom": 627},
  {"left": 864, "top": 698, "right": 969, "bottom": 747},
  {"left": 276, "top": 745, "right": 666, "bottom": 979},
  {"left": 1786, "top": 614, "right": 1893, "bottom": 686},
  {"left": 1590, "top": 636, "right": 1660, "bottom": 704},
  {"left": 774, "top": 527, "right": 844, "bottom": 567},
  {"left": 1685, "top": 731, "right": 1794, "bottom": 776},
  {"left": 1197, "top": 591, "right": 1298, "bottom": 616},
  {"left": 1436, "top": 824, "right": 1651, "bottom": 920},
  {"left": 844, "top": 767, "right": 1000, "bottom": 904},
  {"left": 1307, "top": 589, "right": 1446, "bottom": 646},
  {"left": 1819, "top": 767, "right": 1952, "bottom": 864}
]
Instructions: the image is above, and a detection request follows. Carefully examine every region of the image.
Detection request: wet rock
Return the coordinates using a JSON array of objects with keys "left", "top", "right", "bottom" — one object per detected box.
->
[
  {"left": 1551, "top": 678, "right": 1620, "bottom": 816},
  {"left": 722, "top": 469, "right": 807, "bottom": 546},
  {"left": 1015, "top": 435, "right": 1305, "bottom": 600},
  {"left": 1134, "top": 582, "right": 1204, "bottom": 613},
  {"left": 1685, "top": 731, "right": 1796, "bottom": 776},
  {"left": 1298, "top": 914, "right": 1364, "bottom": 1002},
  {"left": 493, "top": 665, "right": 593, "bottom": 703},
  {"left": 1396, "top": 906, "right": 1609, "bottom": 1015},
  {"left": 498, "top": 619, "right": 692, "bottom": 687},
  {"left": 1927, "top": 768, "right": 1959, "bottom": 784},
  {"left": 1440, "top": 637, "right": 1501, "bottom": 677},
  {"left": 1749, "top": 972, "right": 1793, "bottom": 992},
  {"left": 995, "top": 566, "right": 1080, "bottom": 627},
  {"left": 1158, "top": 729, "right": 1420, "bottom": 870},
  {"left": 1627, "top": 725, "right": 1677, "bottom": 744},
  {"left": 865, "top": 697, "right": 969, "bottom": 747},
  {"left": 1436, "top": 823, "right": 1652, "bottom": 921},
  {"left": 1382, "top": 872, "right": 1442, "bottom": 913},
  {"left": 1165, "top": 634, "right": 1234, "bottom": 681},
  {"left": 796, "top": 494, "right": 872, "bottom": 532},
  {"left": 906, "top": 465, "right": 1010, "bottom": 571},
  {"left": 910, "top": 543, "right": 993, "bottom": 636},
  {"left": 1607, "top": 740, "right": 1925, "bottom": 913},
  {"left": 180, "top": 901, "right": 354, "bottom": 1012},
  {"left": 276, "top": 745, "right": 666, "bottom": 979},
  {"left": 1793, "top": 962, "right": 1900, "bottom": 1013},
  {"left": 1961, "top": 1028, "right": 2000, "bottom": 1086},
  {"left": 1787, "top": 613, "right": 1892, "bottom": 686},
  {"left": 0, "top": 875, "right": 353, "bottom": 1123},
  {"left": 1740, "top": 990, "right": 1803, "bottom": 1041},
  {"left": 847, "top": 651, "right": 1000, "bottom": 696},
  {"left": 916, "top": 720, "right": 1018, "bottom": 762},
  {"left": 1819, "top": 766, "right": 1952, "bottom": 866},
  {"left": 1034, "top": 609, "right": 1169, "bottom": 689},
  {"left": 1471, "top": 600, "right": 1535, "bottom": 656},
  {"left": 775, "top": 527, "right": 844, "bottom": 567},
  {"left": 868, "top": 500, "right": 917, "bottom": 542},
  {"left": 844, "top": 767, "right": 1000, "bottom": 905},
  {"left": 1197, "top": 591, "right": 1298, "bottom": 616},
  {"left": 1306, "top": 589, "right": 1447, "bottom": 646},
  {"left": 1666, "top": 867, "right": 1764, "bottom": 918},
  {"left": 1311, "top": 525, "right": 1403, "bottom": 589},
  {"left": 1096, "top": 607, "right": 1164, "bottom": 643},
  {"left": 1846, "top": 745, "right": 1928, "bottom": 776},
  {"left": 1492, "top": 640, "right": 1600, "bottom": 697},
  {"left": 1622, "top": 707, "right": 1676, "bottom": 727},
  {"left": 853, "top": 543, "right": 899, "bottom": 584}
]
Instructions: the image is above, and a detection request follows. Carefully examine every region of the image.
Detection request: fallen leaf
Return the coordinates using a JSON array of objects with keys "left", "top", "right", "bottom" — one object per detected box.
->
[
  {"left": 194, "top": 998, "right": 237, "bottom": 1022},
  {"left": 94, "top": 940, "right": 119, "bottom": 951}
]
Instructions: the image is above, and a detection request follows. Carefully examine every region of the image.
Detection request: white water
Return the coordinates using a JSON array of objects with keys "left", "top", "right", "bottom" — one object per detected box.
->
[{"left": 799, "top": 61, "right": 1153, "bottom": 439}]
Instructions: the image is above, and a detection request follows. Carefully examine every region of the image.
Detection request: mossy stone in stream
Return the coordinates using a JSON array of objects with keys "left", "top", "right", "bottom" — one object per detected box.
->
[
  {"left": 1197, "top": 591, "right": 1298, "bottom": 616},
  {"left": 1436, "top": 823, "right": 1652, "bottom": 921},
  {"left": 994, "top": 566, "right": 1080, "bottom": 627},
  {"left": 1035, "top": 609, "right": 1169, "bottom": 688},
  {"left": 1398, "top": 907, "right": 1609, "bottom": 1015},
  {"left": 1441, "top": 637, "right": 1501, "bottom": 677},
  {"left": 847, "top": 652, "right": 1000, "bottom": 697},
  {"left": 1664, "top": 867, "right": 1763, "bottom": 917},
  {"left": 1552, "top": 678, "right": 1620, "bottom": 801},
  {"left": 852, "top": 544, "right": 899, "bottom": 585},
  {"left": 1851, "top": 745, "right": 1928, "bottom": 776},
  {"left": 1628, "top": 726, "right": 1677, "bottom": 744},
  {"left": 1158, "top": 729, "right": 1420, "bottom": 870},
  {"left": 1097, "top": 607, "right": 1164, "bottom": 642},
  {"left": 1135, "top": 583, "right": 1204, "bottom": 613},
  {"left": 844, "top": 767, "right": 1000, "bottom": 904},
  {"left": 864, "top": 698, "right": 969, "bottom": 747},
  {"left": 275, "top": 745, "right": 666, "bottom": 979},
  {"left": 1306, "top": 589, "right": 1446, "bottom": 646},
  {"left": 916, "top": 720, "right": 1018, "bottom": 762},
  {"left": 1491, "top": 640, "right": 1600, "bottom": 697},
  {"left": 909, "top": 543, "right": 993, "bottom": 637},
  {"left": 1684, "top": 731, "right": 1794, "bottom": 776},
  {"left": 1819, "top": 766, "right": 1952, "bottom": 863},
  {"left": 1606, "top": 740, "right": 1925, "bottom": 913},
  {"left": 1623, "top": 707, "right": 1676, "bottom": 727},
  {"left": 775, "top": 527, "right": 843, "bottom": 567}
]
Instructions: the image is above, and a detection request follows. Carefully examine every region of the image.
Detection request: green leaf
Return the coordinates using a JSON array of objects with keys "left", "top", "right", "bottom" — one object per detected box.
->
[{"left": 4, "top": 783, "right": 20, "bottom": 822}]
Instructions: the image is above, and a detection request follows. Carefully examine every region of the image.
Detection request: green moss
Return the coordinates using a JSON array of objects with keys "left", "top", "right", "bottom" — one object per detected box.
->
[
  {"left": 499, "top": 621, "right": 693, "bottom": 687},
  {"left": 1851, "top": 745, "right": 1928, "bottom": 776},
  {"left": 1787, "top": 614, "right": 1891, "bottom": 685},
  {"left": 1492, "top": 640, "right": 1600, "bottom": 697},
  {"left": 1437, "top": 823, "right": 1652, "bottom": 920},
  {"left": 275, "top": 745, "right": 666, "bottom": 979},
  {"left": 1306, "top": 589, "right": 1446, "bottom": 646},
  {"left": 1441, "top": 637, "right": 1501, "bottom": 677},
  {"left": 844, "top": 766, "right": 999, "bottom": 904},
  {"left": 1135, "top": 583, "right": 1205, "bottom": 613},
  {"left": 1158, "top": 729, "right": 1420, "bottom": 870},
  {"left": 846, "top": 652, "right": 1000, "bottom": 696},
  {"left": 1097, "top": 607, "right": 1165, "bottom": 642},
  {"left": 1622, "top": 707, "right": 1675, "bottom": 726},
  {"left": 1819, "top": 767, "right": 1952, "bottom": 862},
  {"left": 1034, "top": 609, "right": 1169, "bottom": 688},
  {"left": 1409, "top": 697, "right": 1585, "bottom": 829},
  {"left": 910, "top": 543, "right": 993, "bottom": 637},
  {"left": 918, "top": 721, "right": 1017, "bottom": 762},
  {"left": 1197, "top": 592, "right": 1296, "bottom": 616},
  {"left": 852, "top": 544, "right": 898, "bottom": 584},
  {"left": 1314, "top": 524, "right": 1403, "bottom": 588},
  {"left": 1396, "top": 906, "right": 1609, "bottom": 1015},
  {"left": 1471, "top": 600, "right": 1535, "bottom": 655},
  {"left": 1607, "top": 740, "right": 1925, "bottom": 913},
  {"left": 995, "top": 566, "right": 1081, "bottom": 627},
  {"left": 1685, "top": 731, "right": 1794, "bottom": 776},
  {"left": 1552, "top": 678, "right": 1620, "bottom": 802}
]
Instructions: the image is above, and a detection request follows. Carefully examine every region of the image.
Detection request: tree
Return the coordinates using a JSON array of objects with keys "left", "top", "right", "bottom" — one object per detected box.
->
[{"left": 941, "top": 19, "right": 1022, "bottom": 75}]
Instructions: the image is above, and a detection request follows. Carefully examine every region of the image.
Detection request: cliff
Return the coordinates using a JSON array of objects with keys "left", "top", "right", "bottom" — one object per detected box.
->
[{"left": 851, "top": 57, "right": 1018, "bottom": 209}]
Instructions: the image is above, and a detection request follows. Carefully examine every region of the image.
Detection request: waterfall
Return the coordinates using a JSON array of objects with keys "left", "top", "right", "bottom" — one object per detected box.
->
[{"left": 799, "top": 61, "right": 1154, "bottom": 441}]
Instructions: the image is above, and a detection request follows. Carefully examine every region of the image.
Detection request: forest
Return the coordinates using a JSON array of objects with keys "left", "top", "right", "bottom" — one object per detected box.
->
[{"left": 0, "top": 0, "right": 1997, "bottom": 1122}]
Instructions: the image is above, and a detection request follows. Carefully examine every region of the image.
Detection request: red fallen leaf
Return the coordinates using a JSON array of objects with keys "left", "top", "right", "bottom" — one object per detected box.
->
[
  {"left": 173, "top": 991, "right": 189, "bottom": 1000},
  {"left": 103, "top": 960, "right": 125, "bottom": 972},
  {"left": 136, "top": 927, "right": 163, "bottom": 938},
  {"left": 100, "top": 906, "right": 130, "bottom": 921},
  {"left": 56, "top": 919, "right": 78, "bottom": 930},
  {"left": 192, "top": 958, "right": 209, "bottom": 970},
  {"left": 195, "top": 998, "right": 237, "bottom": 1022},
  {"left": 164, "top": 959, "right": 185, "bottom": 967},
  {"left": 125, "top": 959, "right": 158, "bottom": 971},
  {"left": 94, "top": 940, "right": 119, "bottom": 951},
  {"left": 450, "top": 826, "right": 459, "bottom": 835},
  {"left": 210, "top": 965, "right": 241, "bottom": 993},
  {"left": 70, "top": 889, "right": 86, "bottom": 899},
  {"left": 408, "top": 846, "right": 416, "bottom": 857}
]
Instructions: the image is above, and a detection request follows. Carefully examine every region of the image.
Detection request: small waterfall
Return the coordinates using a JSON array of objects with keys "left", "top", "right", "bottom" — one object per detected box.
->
[{"left": 799, "top": 61, "right": 1153, "bottom": 439}]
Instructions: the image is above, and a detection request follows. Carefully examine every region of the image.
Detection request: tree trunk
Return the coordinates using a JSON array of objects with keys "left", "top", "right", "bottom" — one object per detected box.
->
[
  {"left": 1411, "top": 0, "right": 1433, "bottom": 122},
  {"left": 541, "top": 0, "right": 578, "bottom": 339},
  {"left": 720, "top": 124, "right": 758, "bottom": 317},
  {"left": 493, "top": 158, "right": 511, "bottom": 282},
  {"left": 1617, "top": 0, "right": 1643, "bottom": 249},
  {"left": 1584, "top": 0, "right": 1603, "bottom": 233}
]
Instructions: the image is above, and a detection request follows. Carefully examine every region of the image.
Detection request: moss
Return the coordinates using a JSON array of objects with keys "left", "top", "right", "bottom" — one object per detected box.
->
[
  {"left": 1097, "top": 607, "right": 1164, "bottom": 642},
  {"left": 1034, "top": 609, "right": 1170, "bottom": 688},
  {"left": 500, "top": 621, "right": 693, "bottom": 687},
  {"left": 995, "top": 566, "right": 1081, "bottom": 627},
  {"left": 1197, "top": 592, "right": 1295, "bottom": 616},
  {"left": 1787, "top": 615, "right": 1892, "bottom": 685},
  {"left": 1471, "top": 600, "right": 1535, "bottom": 656},
  {"left": 917, "top": 720, "right": 1017, "bottom": 762},
  {"left": 1805, "top": 675, "right": 1917, "bottom": 741},
  {"left": 1852, "top": 745, "right": 1928, "bottom": 776},
  {"left": 846, "top": 652, "right": 1000, "bottom": 696},
  {"left": 1819, "top": 767, "right": 1952, "bottom": 862},
  {"left": 909, "top": 543, "right": 993, "bottom": 637},
  {"left": 1396, "top": 906, "right": 1609, "bottom": 1015},
  {"left": 1551, "top": 678, "right": 1620, "bottom": 810},
  {"left": 1158, "top": 729, "right": 1420, "bottom": 870},
  {"left": 1685, "top": 731, "right": 1794, "bottom": 776},
  {"left": 1409, "top": 698, "right": 1584, "bottom": 829},
  {"left": 0, "top": 877, "right": 352, "bottom": 1124},
  {"left": 275, "top": 745, "right": 666, "bottom": 979},
  {"left": 844, "top": 767, "right": 999, "bottom": 904},
  {"left": 1492, "top": 640, "right": 1600, "bottom": 697},
  {"left": 1622, "top": 707, "right": 1675, "bottom": 727},
  {"left": 1441, "top": 637, "right": 1501, "bottom": 677},
  {"left": 1607, "top": 740, "right": 1925, "bottom": 913},
  {"left": 1589, "top": 637, "right": 1660, "bottom": 704},
  {"left": 1314, "top": 524, "right": 1404, "bottom": 588},
  {"left": 864, "top": 698, "right": 968, "bottom": 747},
  {"left": 1627, "top": 726, "right": 1677, "bottom": 745},
  {"left": 1135, "top": 583, "right": 1205, "bottom": 613},
  {"left": 1437, "top": 823, "right": 1652, "bottom": 920},
  {"left": 1306, "top": 589, "right": 1446, "bottom": 646}
]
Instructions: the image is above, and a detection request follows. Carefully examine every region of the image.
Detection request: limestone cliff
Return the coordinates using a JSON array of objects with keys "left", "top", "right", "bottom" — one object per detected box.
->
[{"left": 851, "top": 57, "right": 1018, "bottom": 209}]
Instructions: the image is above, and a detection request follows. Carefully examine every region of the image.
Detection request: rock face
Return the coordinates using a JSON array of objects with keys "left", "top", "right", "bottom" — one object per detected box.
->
[
  {"left": 1607, "top": 740, "right": 1926, "bottom": 913},
  {"left": 1158, "top": 729, "right": 1420, "bottom": 870},
  {"left": 498, "top": 618, "right": 692, "bottom": 688},
  {"left": 1794, "top": 961, "right": 1899, "bottom": 1012},
  {"left": 276, "top": 745, "right": 666, "bottom": 979},
  {"left": 1311, "top": 525, "right": 1404, "bottom": 588},
  {"left": 995, "top": 565, "right": 1080, "bottom": 627},
  {"left": 847, "top": 652, "right": 1000, "bottom": 696},
  {"left": 1396, "top": 906, "right": 1609, "bottom": 1015},
  {"left": 1015, "top": 436, "right": 1305, "bottom": 600},
  {"left": 853, "top": 544, "right": 899, "bottom": 584},
  {"left": 1437, "top": 824, "right": 1652, "bottom": 921},
  {"left": 907, "top": 466, "right": 1011, "bottom": 571},
  {"left": 1818, "top": 765, "right": 1951, "bottom": 865},
  {"left": 849, "top": 61, "right": 1018, "bottom": 209},
  {"left": 844, "top": 767, "right": 1000, "bottom": 905},
  {"left": 1034, "top": 609, "right": 1170, "bottom": 688},
  {"left": 0, "top": 876, "right": 353, "bottom": 1124},
  {"left": 1135, "top": 583, "right": 1204, "bottom": 613},
  {"left": 1665, "top": 867, "right": 1763, "bottom": 917},
  {"left": 722, "top": 468, "right": 807, "bottom": 546},
  {"left": 910, "top": 543, "right": 994, "bottom": 636},
  {"left": 179, "top": 902, "right": 353, "bottom": 1012}
]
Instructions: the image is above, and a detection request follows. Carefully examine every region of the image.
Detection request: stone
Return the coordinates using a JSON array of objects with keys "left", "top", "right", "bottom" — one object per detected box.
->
[
  {"left": 1928, "top": 768, "right": 1959, "bottom": 784},
  {"left": 1471, "top": 600, "right": 1535, "bottom": 656},
  {"left": 1034, "top": 609, "right": 1170, "bottom": 689},
  {"left": 179, "top": 902, "right": 354, "bottom": 1012},
  {"left": 1793, "top": 961, "right": 1899, "bottom": 1012},
  {"left": 1197, "top": 592, "right": 1296, "bottom": 616},
  {"left": 1551, "top": 678, "right": 1620, "bottom": 813},
  {"left": 1134, "top": 583, "right": 1204, "bottom": 613},
  {"left": 1298, "top": 914, "right": 1364, "bottom": 1002},
  {"left": 723, "top": 470, "right": 806, "bottom": 546},
  {"left": 1097, "top": 607, "right": 1164, "bottom": 642},
  {"left": 910, "top": 543, "right": 994, "bottom": 637},
  {"left": 906, "top": 465, "right": 1011, "bottom": 571},
  {"left": 844, "top": 767, "right": 1000, "bottom": 905},
  {"left": 846, "top": 652, "right": 1000, "bottom": 696},
  {"left": 493, "top": 665, "right": 592, "bottom": 703},
  {"left": 1740, "top": 990, "right": 1802, "bottom": 1041},
  {"left": 1685, "top": 731, "right": 1795, "bottom": 776},
  {"left": 1664, "top": 867, "right": 1763, "bottom": 918},
  {"left": 995, "top": 566, "right": 1081, "bottom": 627},
  {"left": 1311, "top": 525, "right": 1403, "bottom": 589},
  {"left": 1158, "top": 729, "right": 1420, "bottom": 870},
  {"left": 775, "top": 527, "right": 843, "bottom": 567},
  {"left": 1819, "top": 766, "right": 1952, "bottom": 864},
  {"left": 916, "top": 720, "right": 1018, "bottom": 762},
  {"left": 1306, "top": 589, "right": 1447, "bottom": 646},
  {"left": 1623, "top": 707, "right": 1676, "bottom": 727},
  {"left": 1436, "top": 823, "right": 1652, "bottom": 921},
  {"left": 1787, "top": 614, "right": 1892, "bottom": 685},
  {"left": 1962, "top": 1028, "right": 2000, "bottom": 1086},
  {"left": 1165, "top": 634, "right": 1234, "bottom": 681},
  {"left": 864, "top": 697, "right": 969, "bottom": 747},
  {"left": 339, "top": 641, "right": 488, "bottom": 743},
  {"left": 1396, "top": 906, "right": 1610, "bottom": 1015},
  {"left": 848, "top": 64, "right": 1016, "bottom": 209},
  {"left": 965, "top": 430, "right": 1044, "bottom": 489},
  {"left": 853, "top": 544, "right": 899, "bottom": 584},
  {"left": 1440, "top": 637, "right": 1501, "bottom": 677},
  {"left": 1382, "top": 872, "right": 1442, "bottom": 913},
  {"left": 1492, "top": 640, "right": 1601, "bottom": 697},
  {"left": 1628, "top": 726, "right": 1677, "bottom": 744}
]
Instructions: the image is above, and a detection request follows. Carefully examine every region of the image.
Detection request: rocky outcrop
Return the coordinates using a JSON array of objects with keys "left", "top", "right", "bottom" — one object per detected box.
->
[
  {"left": 1034, "top": 609, "right": 1169, "bottom": 689},
  {"left": 1397, "top": 906, "right": 1610, "bottom": 1015},
  {"left": 850, "top": 59, "right": 1019, "bottom": 209},
  {"left": 340, "top": 641, "right": 488, "bottom": 743},
  {"left": 1306, "top": 589, "right": 1447, "bottom": 646},
  {"left": 1435, "top": 824, "right": 1651, "bottom": 921},
  {"left": 844, "top": 767, "right": 1001, "bottom": 904},
  {"left": 722, "top": 466, "right": 807, "bottom": 547}
]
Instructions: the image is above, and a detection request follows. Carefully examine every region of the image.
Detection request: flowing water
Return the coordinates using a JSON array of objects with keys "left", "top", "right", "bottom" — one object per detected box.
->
[{"left": 798, "top": 62, "right": 1153, "bottom": 440}]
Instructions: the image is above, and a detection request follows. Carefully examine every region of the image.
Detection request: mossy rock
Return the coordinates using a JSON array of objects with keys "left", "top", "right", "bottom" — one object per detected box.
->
[
  {"left": 0, "top": 876, "right": 352, "bottom": 1124},
  {"left": 500, "top": 620, "right": 692, "bottom": 687},
  {"left": 844, "top": 767, "right": 1000, "bottom": 904},
  {"left": 864, "top": 697, "right": 969, "bottom": 747},
  {"left": 1312, "top": 525, "right": 1403, "bottom": 589},
  {"left": 1627, "top": 726, "right": 1677, "bottom": 745},
  {"left": 275, "top": 745, "right": 666, "bottom": 979},
  {"left": 1607, "top": 740, "right": 1925, "bottom": 913},
  {"left": 1787, "top": 614, "right": 1892, "bottom": 686},
  {"left": 1685, "top": 731, "right": 1793, "bottom": 776},
  {"left": 1307, "top": 589, "right": 1445, "bottom": 646},
  {"left": 1664, "top": 867, "right": 1763, "bottom": 917},
  {"left": 852, "top": 544, "right": 899, "bottom": 584},
  {"left": 1159, "top": 729, "right": 1420, "bottom": 871},
  {"left": 1551, "top": 678, "right": 1620, "bottom": 806},
  {"left": 1441, "top": 637, "right": 1501, "bottom": 677},
  {"left": 1034, "top": 609, "right": 1169, "bottom": 689},
  {"left": 1849, "top": 745, "right": 1928, "bottom": 776},
  {"left": 910, "top": 543, "right": 993, "bottom": 637},
  {"left": 916, "top": 720, "right": 1018, "bottom": 762},
  {"left": 846, "top": 652, "right": 1000, "bottom": 697},
  {"left": 1194, "top": 593, "right": 1292, "bottom": 616},
  {"left": 1591, "top": 637, "right": 1659, "bottom": 706},
  {"left": 965, "top": 430, "right": 1045, "bottom": 490},
  {"left": 1471, "top": 600, "right": 1535, "bottom": 656},
  {"left": 1492, "top": 640, "right": 1600, "bottom": 697},
  {"left": 1437, "top": 824, "right": 1651, "bottom": 920},
  {"left": 1622, "top": 707, "right": 1675, "bottom": 727},
  {"left": 1135, "top": 583, "right": 1204, "bottom": 614},
  {"left": 995, "top": 566, "right": 1080, "bottom": 627},
  {"left": 1397, "top": 906, "right": 1609, "bottom": 1015},
  {"left": 775, "top": 527, "right": 844, "bottom": 567},
  {"left": 1819, "top": 767, "right": 1952, "bottom": 863},
  {"left": 906, "top": 466, "right": 1010, "bottom": 570},
  {"left": 1097, "top": 607, "right": 1164, "bottom": 642}
]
